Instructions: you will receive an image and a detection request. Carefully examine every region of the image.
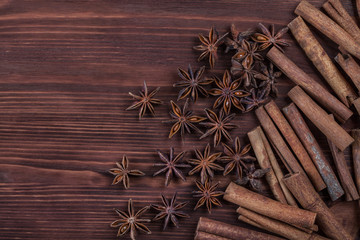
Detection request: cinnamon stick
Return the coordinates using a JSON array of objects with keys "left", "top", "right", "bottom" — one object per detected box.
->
[
  {"left": 248, "top": 127, "right": 288, "bottom": 203},
  {"left": 283, "top": 172, "right": 353, "bottom": 240},
  {"left": 334, "top": 50, "right": 360, "bottom": 93},
  {"left": 195, "top": 231, "right": 230, "bottom": 240},
  {"left": 351, "top": 129, "right": 360, "bottom": 194},
  {"left": 288, "top": 16, "right": 357, "bottom": 107},
  {"left": 224, "top": 182, "right": 317, "bottom": 229},
  {"left": 196, "top": 217, "right": 283, "bottom": 240},
  {"left": 267, "top": 47, "right": 353, "bottom": 123},
  {"left": 264, "top": 100, "right": 326, "bottom": 191},
  {"left": 288, "top": 86, "right": 354, "bottom": 151},
  {"left": 295, "top": 0, "right": 360, "bottom": 60}
]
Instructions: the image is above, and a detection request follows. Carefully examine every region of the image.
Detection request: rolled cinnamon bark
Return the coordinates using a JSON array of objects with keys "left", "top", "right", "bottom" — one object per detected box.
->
[
  {"left": 288, "top": 86, "right": 354, "bottom": 151},
  {"left": 335, "top": 50, "right": 360, "bottom": 93},
  {"left": 267, "top": 47, "right": 353, "bottom": 123},
  {"left": 195, "top": 231, "right": 230, "bottom": 240},
  {"left": 248, "top": 127, "right": 288, "bottom": 203},
  {"left": 351, "top": 129, "right": 360, "bottom": 194},
  {"left": 224, "top": 182, "right": 317, "bottom": 229},
  {"left": 196, "top": 217, "right": 283, "bottom": 240},
  {"left": 295, "top": 0, "right": 360, "bottom": 60},
  {"left": 288, "top": 16, "right": 357, "bottom": 107},
  {"left": 282, "top": 103, "right": 344, "bottom": 201},
  {"left": 265, "top": 100, "right": 326, "bottom": 191},
  {"left": 283, "top": 172, "right": 353, "bottom": 240}
]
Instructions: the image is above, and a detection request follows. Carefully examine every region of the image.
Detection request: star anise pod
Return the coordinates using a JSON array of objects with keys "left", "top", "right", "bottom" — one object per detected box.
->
[
  {"left": 174, "top": 65, "right": 213, "bottom": 102},
  {"left": 235, "top": 164, "right": 270, "bottom": 191},
  {"left": 153, "top": 147, "right": 191, "bottom": 187},
  {"left": 110, "top": 199, "right": 151, "bottom": 240},
  {"left": 255, "top": 62, "right": 282, "bottom": 97},
  {"left": 225, "top": 24, "right": 254, "bottom": 52},
  {"left": 151, "top": 192, "right": 189, "bottom": 230},
  {"left": 208, "top": 70, "right": 250, "bottom": 114},
  {"left": 193, "top": 26, "right": 228, "bottom": 69},
  {"left": 230, "top": 58, "right": 259, "bottom": 88},
  {"left": 221, "top": 137, "right": 256, "bottom": 177},
  {"left": 193, "top": 179, "right": 224, "bottom": 213},
  {"left": 232, "top": 39, "right": 263, "bottom": 66},
  {"left": 126, "top": 81, "right": 162, "bottom": 119},
  {"left": 251, "top": 23, "right": 290, "bottom": 52},
  {"left": 242, "top": 88, "right": 268, "bottom": 112},
  {"left": 165, "top": 99, "right": 206, "bottom": 139},
  {"left": 200, "top": 109, "right": 237, "bottom": 147},
  {"left": 109, "top": 155, "right": 145, "bottom": 189},
  {"left": 187, "top": 143, "right": 223, "bottom": 184}
]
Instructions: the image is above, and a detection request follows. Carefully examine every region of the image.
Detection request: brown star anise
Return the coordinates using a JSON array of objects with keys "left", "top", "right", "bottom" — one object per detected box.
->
[
  {"left": 225, "top": 24, "right": 254, "bottom": 52},
  {"left": 251, "top": 23, "right": 290, "bottom": 52},
  {"left": 255, "top": 62, "right": 282, "bottom": 97},
  {"left": 230, "top": 58, "right": 259, "bottom": 88},
  {"left": 193, "top": 179, "right": 224, "bottom": 213},
  {"left": 235, "top": 164, "right": 270, "bottom": 191},
  {"left": 126, "top": 81, "right": 162, "bottom": 119},
  {"left": 200, "top": 109, "right": 237, "bottom": 147},
  {"left": 109, "top": 155, "right": 145, "bottom": 189},
  {"left": 187, "top": 143, "right": 223, "bottom": 184},
  {"left": 221, "top": 137, "right": 256, "bottom": 177},
  {"left": 165, "top": 99, "right": 206, "bottom": 139},
  {"left": 174, "top": 65, "right": 213, "bottom": 102},
  {"left": 208, "top": 70, "right": 250, "bottom": 114},
  {"left": 153, "top": 147, "right": 191, "bottom": 187},
  {"left": 193, "top": 26, "right": 228, "bottom": 69},
  {"left": 110, "top": 199, "right": 151, "bottom": 240},
  {"left": 232, "top": 39, "right": 264, "bottom": 66},
  {"left": 151, "top": 192, "right": 189, "bottom": 230},
  {"left": 242, "top": 88, "right": 268, "bottom": 112}
]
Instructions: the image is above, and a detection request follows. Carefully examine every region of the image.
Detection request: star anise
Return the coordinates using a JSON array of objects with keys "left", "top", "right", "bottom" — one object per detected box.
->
[
  {"left": 193, "top": 179, "right": 224, "bottom": 213},
  {"left": 174, "top": 65, "right": 213, "bottom": 102},
  {"left": 230, "top": 58, "right": 259, "bottom": 88},
  {"left": 165, "top": 99, "right": 206, "bottom": 139},
  {"left": 193, "top": 26, "right": 228, "bottom": 69},
  {"left": 225, "top": 24, "right": 254, "bottom": 52},
  {"left": 242, "top": 88, "right": 268, "bottom": 112},
  {"left": 232, "top": 39, "right": 263, "bottom": 66},
  {"left": 151, "top": 192, "right": 189, "bottom": 230},
  {"left": 126, "top": 81, "right": 162, "bottom": 119},
  {"left": 109, "top": 155, "right": 145, "bottom": 189},
  {"left": 200, "top": 109, "right": 237, "bottom": 147},
  {"left": 110, "top": 199, "right": 151, "bottom": 240},
  {"left": 255, "top": 62, "right": 282, "bottom": 97},
  {"left": 251, "top": 23, "right": 290, "bottom": 52},
  {"left": 221, "top": 137, "right": 256, "bottom": 177},
  {"left": 235, "top": 164, "right": 270, "bottom": 191},
  {"left": 208, "top": 70, "right": 250, "bottom": 115},
  {"left": 153, "top": 147, "right": 191, "bottom": 187},
  {"left": 187, "top": 143, "right": 223, "bottom": 184}
]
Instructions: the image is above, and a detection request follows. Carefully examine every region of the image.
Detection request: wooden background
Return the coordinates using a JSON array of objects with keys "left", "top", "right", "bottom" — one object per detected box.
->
[{"left": 0, "top": 0, "right": 359, "bottom": 239}]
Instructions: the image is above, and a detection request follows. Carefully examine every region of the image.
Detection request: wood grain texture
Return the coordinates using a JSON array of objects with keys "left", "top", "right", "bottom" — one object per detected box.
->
[{"left": 0, "top": 0, "right": 358, "bottom": 239}]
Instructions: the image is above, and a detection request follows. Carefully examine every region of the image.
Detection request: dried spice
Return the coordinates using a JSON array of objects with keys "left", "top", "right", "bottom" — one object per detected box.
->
[
  {"left": 252, "top": 23, "right": 290, "bottom": 52},
  {"left": 200, "top": 109, "right": 237, "bottom": 147},
  {"left": 230, "top": 58, "right": 259, "bottom": 88},
  {"left": 174, "top": 65, "right": 213, "bottom": 102},
  {"left": 255, "top": 62, "right": 282, "bottom": 97},
  {"left": 193, "top": 26, "right": 228, "bottom": 69},
  {"left": 126, "top": 81, "right": 162, "bottom": 119},
  {"left": 221, "top": 137, "right": 256, "bottom": 177},
  {"left": 151, "top": 192, "right": 189, "bottom": 230},
  {"left": 110, "top": 199, "right": 151, "bottom": 240},
  {"left": 235, "top": 164, "right": 270, "bottom": 191},
  {"left": 165, "top": 99, "right": 206, "bottom": 139},
  {"left": 208, "top": 70, "right": 250, "bottom": 114},
  {"left": 193, "top": 179, "right": 224, "bottom": 213},
  {"left": 109, "top": 155, "right": 145, "bottom": 189},
  {"left": 187, "top": 143, "right": 223, "bottom": 184},
  {"left": 232, "top": 39, "right": 263, "bottom": 66},
  {"left": 242, "top": 88, "right": 268, "bottom": 112},
  {"left": 225, "top": 24, "right": 254, "bottom": 52},
  {"left": 153, "top": 147, "right": 191, "bottom": 187}
]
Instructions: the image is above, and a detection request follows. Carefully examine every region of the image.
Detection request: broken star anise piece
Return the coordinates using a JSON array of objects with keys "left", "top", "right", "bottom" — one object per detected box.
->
[
  {"left": 109, "top": 155, "right": 145, "bottom": 189},
  {"left": 165, "top": 99, "right": 206, "bottom": 139},
  {"left": 235, "top": 164, "right": 270, "bottom": 191},
  {"left": 126, "top": 81, "right": 163, "bottom": 119},
  {"left": 153, "top": 147, "right": 191, "bottom": 187},
  {"left": 174, "top": 65, "right": 213, "bottom": 102},
  {"left": 208, "top": 70, "right": 250, "bottom": 115},
  {"left": 225, "top": 24, "right": 254, "bottom": 52},
  {"left": 255, "top": 62, "right": 282, "bottom": 97},
  {"left": 232, "top": 39, "right": 264, "bottom": 66},
  {"left": 230, "top": 58, "right": 259, "bottom": 89},
  {"left": 200, "top": 109, "right": 237, "bottom": 147},
  {"left": 221, "top": 137, "right": 256, "bottom": 177},
  {"left": 110, "top": 199, "right": 151, "bottom": 240},
  {"left": 242, "top": 88, "right": 268, "bottom": 112},
  {"left": 193, "top": 179, "right": 224, "bottom": 213},
  {"left": 151, "top": 192, "right": 189, "bottom": 230},
  {"left": 193, "top": 26, "right": 228, "bottom": 69},
  {"left": 187, "top": 143, "right": 223, "bottom": 184},
  {"left": 251, "top": 23, "right": 290, "bottom": 52}
]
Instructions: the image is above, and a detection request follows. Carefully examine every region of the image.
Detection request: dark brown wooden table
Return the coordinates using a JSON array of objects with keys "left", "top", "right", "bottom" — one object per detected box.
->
[{"left": 0, "top": 0, "right": 359, "bottom": 239}]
